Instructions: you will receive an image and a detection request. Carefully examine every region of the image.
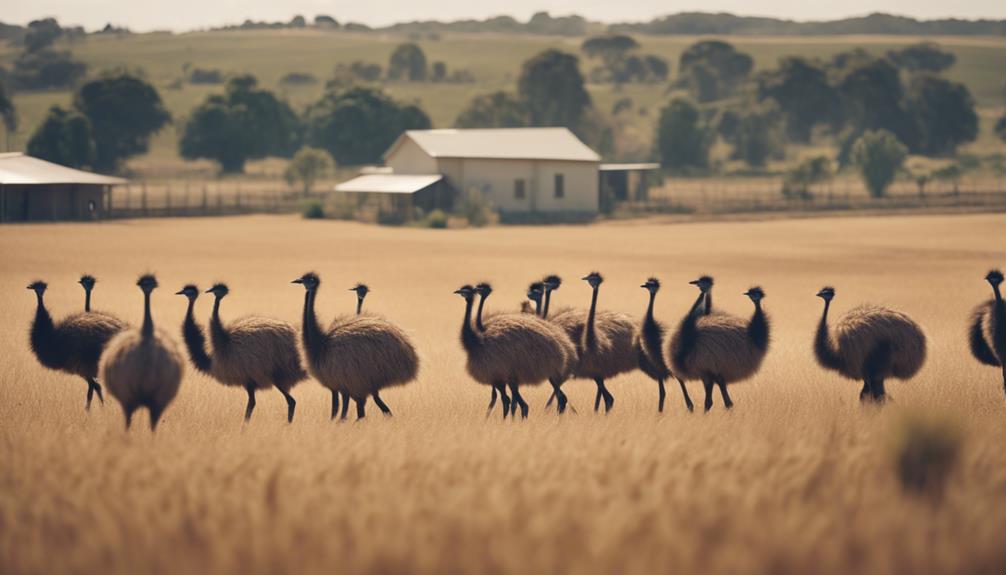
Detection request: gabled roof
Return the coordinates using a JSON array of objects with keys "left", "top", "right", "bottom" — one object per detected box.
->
[
  {"left": 0, "top": 153, "right": 126, "bottom": 185},
  {"left": 385, "top": 128, "right": 601, "bottom": 163},
  {"left": 334, "top": 174, "right": 443, "bottom": 194}
]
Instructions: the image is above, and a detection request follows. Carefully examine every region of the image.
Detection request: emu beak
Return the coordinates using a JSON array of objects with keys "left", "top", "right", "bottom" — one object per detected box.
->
[
  {"left": 25, "top": 285, "right": 32, "bottom": 290},
  {"left": 581, "top": 275, "right": 590, "bottom": 281},
  {"left": 292, "top": 278, "right": 303, "bottom": 284},
  {"left": 175, "top": 289, "right": 185, "bottom": 295},
  {"left": 689, "top": 280, "right": 700, "bottom": 285},
  {"left": 204, "top": 287, "right": 213, "bottom": 293}
]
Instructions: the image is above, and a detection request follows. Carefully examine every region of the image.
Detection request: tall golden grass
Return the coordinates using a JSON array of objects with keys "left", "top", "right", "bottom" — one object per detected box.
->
[{"left": 1, "top": 213, "right": 1005, "bottom": 574}]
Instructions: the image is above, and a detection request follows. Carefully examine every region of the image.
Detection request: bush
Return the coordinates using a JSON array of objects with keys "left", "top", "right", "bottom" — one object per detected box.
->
[
  {"left": 891, "top": 411, "right": 964, "bottom": 501},
  {"left": 188, "top": 68, "right": 223, "bottom": 84},
  {"left": 460, "top": 187, "right": 494, "bottom": 227},
  {"left": 423, "top": 209, "right": 449, "bottom": 229},
  {"left": 280, "top": 72, "right": 318, "bottom": 86},
  {"left": 851, "top": 130, "right": 908, "bottom": 198},
  {"left": 300, "top": 199, "right": 325, "bottom": 219}
]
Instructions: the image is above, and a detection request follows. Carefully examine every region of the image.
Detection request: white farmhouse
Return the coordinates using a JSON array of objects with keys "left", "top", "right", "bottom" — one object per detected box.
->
[{"left": 335, "top": 127, "right": 603, "bottom": 218}]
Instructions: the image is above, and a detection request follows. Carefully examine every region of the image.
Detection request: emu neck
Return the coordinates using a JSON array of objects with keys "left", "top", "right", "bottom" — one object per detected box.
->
[
  {"left": 182, "top": 298, "right": 213, "bottom": 373},
  {"left": 30, "top": 293, "right": 60, "bottom": 365},
  {"left": 993, "top": 284, "right": 1003, "bottom": 304},
  {"left": 209, "top": 296, "right": 229, "bottom": 349},
  {"left": 672, "top": 291, "right": 706, "bottom": 370},
  {"left": 460, "top": 297, "right": 481, "bottom": 352},
  {"left": 642, "top": 290, "right": 667, "bottom": 372},
  {"left": 703, "top": 291, "right": 712, "bottom": 315},
  {"left": 302, "top": 290, "right": 326, "bottom": 363},
  {"left": 84, "top": 289, "right": 92, "bottom": 312},
  {"left": 542, "top": 290, "right": 552, "bottom": 318},
  {"left": 814, "top": 300, "right": 844, "bottom": 372},
  {"left": 356, "top": 297, "right": 364, "bottom": 315},
  {"left": 141, "top": 291, "right": 154, "bottom": 339},
  {"left": 585, "top": 286, "right": 599, "bottom": 349},
  {"left": 534, "top": 298, "right": 542, "bottom": 317},
  {"left": 476, "top": 294, "right": 488, "bottom": 332},
  {"left": 747, "top": 300, "right": 769, "bottom": 352}
]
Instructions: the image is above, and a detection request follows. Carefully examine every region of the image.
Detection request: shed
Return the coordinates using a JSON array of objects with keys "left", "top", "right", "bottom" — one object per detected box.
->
[{"left": 0, "top": 153, "right": 126, "bottom": 222}]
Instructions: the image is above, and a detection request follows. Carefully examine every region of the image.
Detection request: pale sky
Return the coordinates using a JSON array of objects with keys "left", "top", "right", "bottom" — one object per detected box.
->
[{"left": 5, "top": 0, "right": 1005, "bottom": 32}]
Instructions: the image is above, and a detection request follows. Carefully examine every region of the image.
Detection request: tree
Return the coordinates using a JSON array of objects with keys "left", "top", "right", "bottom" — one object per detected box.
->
[
  {"left": 454, "top": 91, "right": 528, "bottom": 128},
  {"left": 851, "top": 130, "right": 907, "bottom": 198},
  {"left": 656, "top": 98, "right": 711, "bottom": 170},
  {"left": 0, "top": 79, "right": 16, "bottom": 136},
  {"left": 726, "top": 105, "right": 784, "bottom": 168},
  {"left": 757, "top": 57, "right": 840, "bottom": 142},
  {"left": 834, "top": 56, "right": 913, "bottom": 142},
  {"left": 11, "top": 50, "right": 86, "bottom": 90},
  {"left": 305, "top": 86, "right": 431, "bottom": 165},
  {"left": 581, "top": 35, "right": 639, "bottom": 60},
  {"left": 518, "top": 49, "right": 591, "bottom": 130},
  {"left": 179, "top": 75, "right": 300, "bottom": 173},
  {"left": 905, "top": 74, "right": 978, "bottom": 156},
  {"left": 387, "top": 43, "right": 427, "bottom": 82},
  {"left": 314, "top": 15, "right": 339, "bottom": 28},
  {"left": 782, "top": 156, "right": 832, "bottom": 200},
  {"left": 996, "top": 115, "right": 1006, "bottom": 143},
  {"left": 26, "top": 105, "right": 94, "bottom": 168},
  {"left": 431, "top": 61, "right": 447, "bottom": 82},
  {"left": 284, "top": 147, "right": 333, "bottom": 196},
  {"left": 74, "top": 72, "right": 170, "bottom": 172},
  {"left": 677, "top": 40, "right": 753, "bottom": 102},
  {"left": 24, "top": 18, "right": 62, "bottom": 53},
  {"left": 886, "top": 43, "right": 956, "bottom": 73}
]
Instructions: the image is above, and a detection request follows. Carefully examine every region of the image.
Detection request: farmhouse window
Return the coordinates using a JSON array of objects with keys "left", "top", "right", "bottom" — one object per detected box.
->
[
  {"left": 514, "top": 179, "right": 526, "bottom": 199},
  {"left": 554, "top": 174, "right": 565, "bottom": 199}
]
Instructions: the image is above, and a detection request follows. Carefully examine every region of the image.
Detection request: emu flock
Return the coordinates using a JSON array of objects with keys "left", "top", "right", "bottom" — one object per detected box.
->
[{"left": 26, "top": 269, "right": 1006, "bottom": 430}]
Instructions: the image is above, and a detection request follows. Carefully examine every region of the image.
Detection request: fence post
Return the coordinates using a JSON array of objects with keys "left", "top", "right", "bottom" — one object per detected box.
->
[
  {"left": 141, "top": 182, "right": 148, "bottom": 216},
  {"left": 217, "top": 185, "right": 223, "bottom": 213},
  {"left": 202, "top": 184, "right": 208, "bottom": 212},
  {"left": 166, "top": 185, "right": 172, "bottom": 215}
]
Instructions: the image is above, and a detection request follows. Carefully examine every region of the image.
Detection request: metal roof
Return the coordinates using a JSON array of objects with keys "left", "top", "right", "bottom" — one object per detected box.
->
[
  {"left": 334, "top": 174, "right": 443, "bottom": 194},
  {"left": 0, "top": 153, "right": 127, "bottom": 185},
  {"left": 388, "top": 128, "right": 601, "bottom": 163},
  {"left": 600, "top": 163, "right": 660, "bottom": 171}
]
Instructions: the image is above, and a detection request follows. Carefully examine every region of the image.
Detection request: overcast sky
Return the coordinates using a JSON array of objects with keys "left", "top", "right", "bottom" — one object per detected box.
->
[{"left": 6, "top": 0, "right": 1005, "bottom": 32}]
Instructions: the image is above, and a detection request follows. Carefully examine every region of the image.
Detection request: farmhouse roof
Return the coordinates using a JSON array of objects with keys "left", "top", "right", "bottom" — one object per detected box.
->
[
  {"left": 0, "top": 153, "right": 127, "bottom": 185},
  {"left": 334, "top": 174, "right": 443, "bottom": 194},
  {"left": 386, "top": 128, "right": 601, "bottom": 163}
]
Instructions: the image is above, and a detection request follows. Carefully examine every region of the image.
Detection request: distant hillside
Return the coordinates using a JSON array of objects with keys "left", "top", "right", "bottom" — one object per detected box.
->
[
  {"left": 2, "top": 11, "right": 1003, "bottom": 39},
  {"left": 611, "top": 12, "right": 1006, "bottom": 36}
]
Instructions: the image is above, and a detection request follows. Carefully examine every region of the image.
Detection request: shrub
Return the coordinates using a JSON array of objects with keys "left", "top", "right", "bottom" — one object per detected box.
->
[
  {"left": 188, "top": 68, "right": 224, "bottom": 84},
  {"left": 424, "top": 209, "right": 448, "bottom": 229},
  {"left": 300, "top": 199, "right": 325, "bottom": 219},
  {"left": 851, "top": 130, "right": 908, "bottom": 198},
  {"left": 891, "top": 411, "right": 964, "bottom": 502},
  {"left": 460, "top": 187, "right": 494, "bottom": 227}
]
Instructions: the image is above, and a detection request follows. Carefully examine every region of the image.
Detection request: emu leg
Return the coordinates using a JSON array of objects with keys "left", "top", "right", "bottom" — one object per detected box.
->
[
  {"left": 593, "top": 385, "right": 603, "bottom": 412},
  {"left": 244, "top": 385, "right": 257, "bottom": 422},
  {"left": 373, "top": 392, "right": 392, "bottom": 416},
  {"left": 859, "top": 380, "right": 871, "bottom": 402},
  {"left": 717, "top": 380, "right": 734, "bottom": 409},
  {"left": 657, "top": 378, "right": 667, "bottom": 413},
  {"left": 545, "top": 391, "right": 557, "bottom": 410},
  {"left": 124, "top": 407, "right": 135, "bottom": 430},
  {"left": 677, "top": 378, "right": 694, "bottom": 412},
  {"left": 149, "top": 404, "right": 164, "bottom": 432},
  {"left": 871, "top": 378, "right": 888, "bottom": 402},
  {"left": 279, "top": 388, "right": 296, "bottom": 423},
  {"left": 1001, "top": 366, "right": 1005, "bottom": 396},
  {"left": 487, "top": 386, "right": 498, "bottom": 415},
  {"left": 330, "top": 389, "right": 340, "bottom": 420},
  {"left": 702, "top": 378, "right": 714, "bottom": 412},
  {"left": 340, "top": 391, "right": 350, "bottom": 420},
  {"left": 550, "top": 378, "right": 568, "bottom": 414},
  {"left": 596, "top": 379, "right": 614, "bottom": 412},
  {"left": 496, "top": 383, "right": 511, "bottom": 420},
  {"left": 356, "top": 396, "right": 367, "bottom": 420},
  {"left": 85, "top": 378, "right": 104, "bottom": 410},
  {"left": 508, "top": 382, "right": 528, "bottom": 419}
]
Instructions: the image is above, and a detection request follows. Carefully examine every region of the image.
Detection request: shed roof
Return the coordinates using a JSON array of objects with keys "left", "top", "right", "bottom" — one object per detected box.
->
[
  {"left": 0, "top": 153, "right": 127, "bottom": 185},
  {"left": 387, "top": 128, "right": 600, "bottom": 163},
  {"left": 600, "top": 163, "right": 660, "bottom": 171},
  {"left": 334, "top": 174, "right": 443, "bottom": 195}
]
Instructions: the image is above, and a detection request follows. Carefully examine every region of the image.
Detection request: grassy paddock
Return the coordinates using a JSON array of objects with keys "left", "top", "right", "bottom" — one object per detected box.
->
[
  {"left": 1, "top": 30, "right": 1004, "bottom": 176},
  {"left": 1, "top": 213, "right": 1006, "bottom": 574}
]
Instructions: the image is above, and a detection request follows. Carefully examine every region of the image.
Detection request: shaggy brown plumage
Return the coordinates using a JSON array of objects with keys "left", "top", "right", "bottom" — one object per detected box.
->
[
  {"left": 295, "top": 272, "right": 419, "bottom": 420},
  {"left": 100, "top": 275, "right": 184, "bottom": 430},
  {"left": 28, "top": 280, "right": 127, "bottom": 409},
  {"left": 636, "top": 278, "right": 694, "bottom": 413},
  {"left": 968, "top": 270, "right": 1005, "bottom": 394},
  {"left": 815, "top": 287, "right": 926, "bottom": 402},
  {"left": 456, "top": 285, "right": 572, "bottom": 418}
]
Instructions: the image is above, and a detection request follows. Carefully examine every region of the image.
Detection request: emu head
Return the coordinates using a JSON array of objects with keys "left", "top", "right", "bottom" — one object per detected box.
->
[
  {"left": 987, "top": 269, "right": 1004, "bottom": 287},
  {"left": 137, "top": 274, "right": 158, "bottom": 293},
  {"left": 454, "top": 285, "right": 475, "bottom": 301},
  {"left": 206, "top": 283, "right": 230, "bottom": 299},
  {"left": 78, "top": 275, "right": 96, "bottom": 291},
  {"left": 542, "top": 275, "right": 562, "bottom": 292},
  {"left": 582, "top": 271, "right": 603, "bottom": 289},
  {"left": 27, "top": 280, "right": 47, "bottom": 296},
  {"left": 292, "top": 272, "right": 321, "bottom": 291},
  {"left": 175, "top": 284, "right": 200, "bottom": 300},
  {"left": 349, "top": 283, "right": 370, "bottom": 299},
  {"left": 744, "top": 286, "right": 766, "bottom": 302},
  {"left": 641, "top": 277, "right": 660, "bottom": 293},
  {"left": 527, "top": 282, "right": 544, "bottom": 303},
  {"left": 474, "top": 282, "right": 493, "bottom": 298},
  {"left": 816, "top": 286, "right": 835, "bottom": 302},
  {"left": 689, "top": 276, "right": 713, "bottom": 293}
]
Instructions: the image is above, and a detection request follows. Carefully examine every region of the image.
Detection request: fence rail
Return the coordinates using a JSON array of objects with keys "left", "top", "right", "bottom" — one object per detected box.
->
[{"left": 107, "top": 182, "right": 303, "bottom": 218}]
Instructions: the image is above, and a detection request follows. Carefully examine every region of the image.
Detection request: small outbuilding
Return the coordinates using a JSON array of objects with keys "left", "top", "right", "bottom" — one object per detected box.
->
[
  {"left": 0, "top": 153, "right": 126, "bottom": 222},
  {"left": 334, "top": 128, "right": 602, "bottom": 219}
]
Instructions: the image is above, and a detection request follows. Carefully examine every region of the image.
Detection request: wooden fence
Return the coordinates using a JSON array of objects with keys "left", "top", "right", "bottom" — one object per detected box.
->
[{"left": 106, "top": 181, "right": 304, "bottom": 219}]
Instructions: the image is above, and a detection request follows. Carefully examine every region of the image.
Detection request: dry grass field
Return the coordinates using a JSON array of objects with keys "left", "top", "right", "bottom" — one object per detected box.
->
[{"left": 2, "top": 213, "right": 1006, "bottom": 574}]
